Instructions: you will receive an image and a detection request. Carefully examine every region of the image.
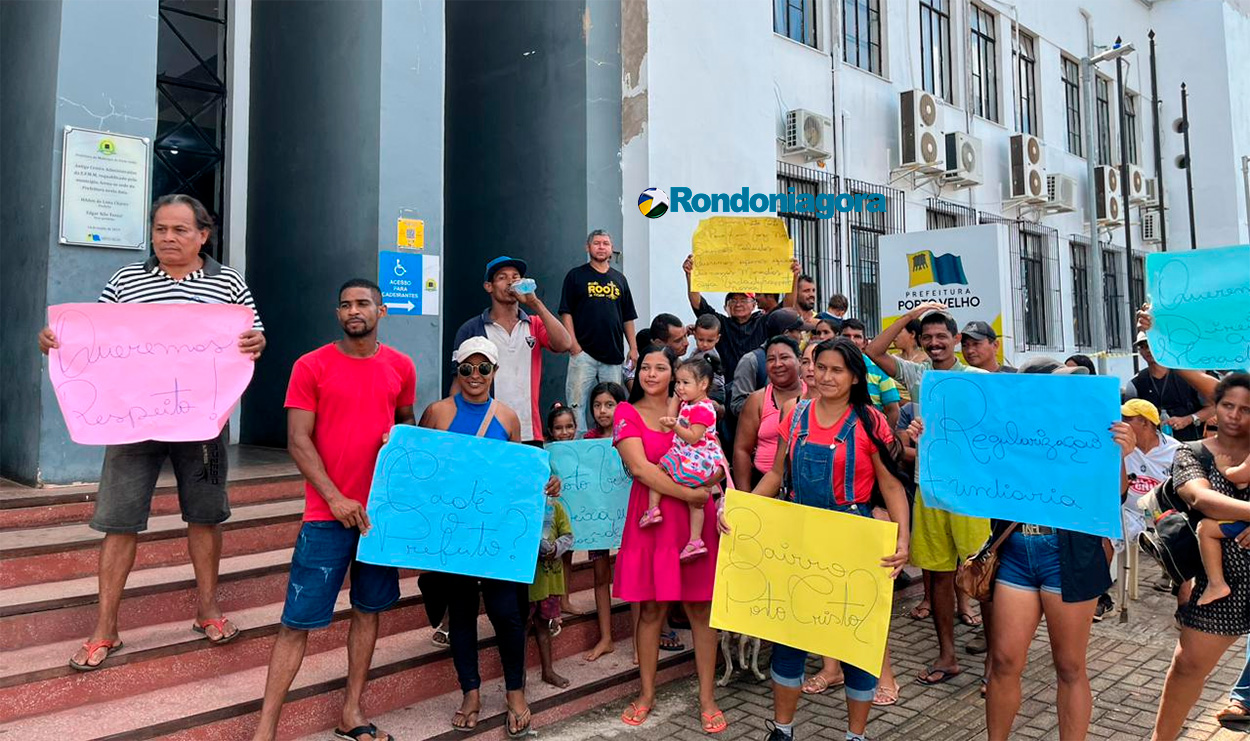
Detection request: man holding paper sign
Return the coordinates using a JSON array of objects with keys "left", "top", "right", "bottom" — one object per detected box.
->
[
  {"left": 738, "top": 337, "right": 910, "bottom": 741},
  {"left": 37, "top": 195, "right": 264, "bottom": 671}
]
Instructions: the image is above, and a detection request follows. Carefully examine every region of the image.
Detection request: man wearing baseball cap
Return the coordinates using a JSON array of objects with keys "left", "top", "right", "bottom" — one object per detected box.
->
[
  {"left": 452, "top": 256, "right": 571, "bottom": 443},
  {"left": 1121, "top": 398, "right": 1183, "bottom": 522},
  {"left": 1129, "top": 333, "right": 1211, "bottom": 442},
  {"left": 960, "top": 321, "right": 1014, "bottom": 373}
]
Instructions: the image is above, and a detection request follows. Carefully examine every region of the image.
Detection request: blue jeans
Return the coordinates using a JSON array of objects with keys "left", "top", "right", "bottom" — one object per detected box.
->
[
  {"left": 771, "top": 644, "right": 878, "bottom": 702},
  {"left": 280, "top": 522, "right": 400, "bottom": 630},
  {"left": 565, "top": 351, "right": 623, "bottom": 433},
  {"left": 1233, "top": 642, "right": 1250, "bottom": 704}
]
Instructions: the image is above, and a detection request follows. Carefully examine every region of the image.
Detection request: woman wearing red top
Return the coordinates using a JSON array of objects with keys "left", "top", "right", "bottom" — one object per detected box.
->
[{"left": 750, "top": 338, "right": 911, "bottom": 741}]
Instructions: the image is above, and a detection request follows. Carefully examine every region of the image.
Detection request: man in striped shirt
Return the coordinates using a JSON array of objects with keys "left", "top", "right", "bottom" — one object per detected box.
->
[{"left": 38, "top": 194, "right": 264, "bottom": 671}]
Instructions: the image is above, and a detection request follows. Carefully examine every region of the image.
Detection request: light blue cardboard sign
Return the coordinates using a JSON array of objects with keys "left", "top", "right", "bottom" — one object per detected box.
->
[
  {"left": 1145, "top": 245, "right": 1250, "bottom": 370},
  {"left": 546, "top": 439, "right": 633, "bottom": 550},
  {"left": 918, "top": 371, "right": 1123, "bottom": 539},
  {"left": 356, "top": 425, "right": 549, "bottom": 582}
]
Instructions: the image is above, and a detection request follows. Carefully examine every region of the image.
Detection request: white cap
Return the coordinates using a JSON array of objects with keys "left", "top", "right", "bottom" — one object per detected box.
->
[{"left": 452, "top": 336, "right": 499, "bottom": 365}]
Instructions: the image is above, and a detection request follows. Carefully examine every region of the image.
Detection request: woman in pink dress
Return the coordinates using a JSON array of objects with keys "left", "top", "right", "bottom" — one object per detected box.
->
[{"left": 614, "top": 344, "right": 728, "bottom": 734}]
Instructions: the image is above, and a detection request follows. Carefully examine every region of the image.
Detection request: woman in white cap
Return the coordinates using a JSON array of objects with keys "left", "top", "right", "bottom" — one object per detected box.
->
[{"left": 419, "top": 336, "right": 559, "bottom": 737}]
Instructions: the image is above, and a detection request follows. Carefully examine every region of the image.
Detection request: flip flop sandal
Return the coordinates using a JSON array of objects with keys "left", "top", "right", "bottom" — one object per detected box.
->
[
  {"left": 872, "top": 684, "right": 900, "bottom": 706},
  {"left": 800, "top": 674, "right": 844, "bottom": 695},
  {"left": 506, "top": 708, "right": 536, "bottom": 738},
  {"left": 916, "top": 666, "right": 961, "bottom": 685},
  {"left": 907, "top": 604, "right": 932, "bottom": 620},
  {"left": 659, "top": 629, "right": 686, "bottom": 652},
  {"left": 1217, "top": 701, "right": 1250, "bottom": 731},
  {"left": 192, "top": 617, "right": 240, "bottom": 645},
  {"left": 621, "top": 702, "right": 652, "bottom": 727},
  {"left": 333, "top": 723, "right": 392, "bottom": 741},
  {"left": 980, "top": 677, "right": 988, "bottom": 698},
  {"left": 958, "top": 611, "right": 982, "bottom": 627},
  {"left": 68, "top": 638, "right": 124, "bottom": 672},
  {"left": 450, "top": 709, "right": 479, "bottom": 733},
  {"left": 701, "top": 710, "right": 728, "bottom": 734}
]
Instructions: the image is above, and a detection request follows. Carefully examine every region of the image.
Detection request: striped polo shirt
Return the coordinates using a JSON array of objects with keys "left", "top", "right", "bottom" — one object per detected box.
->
[{"left": 98, "top": 254, "right": 264, "bottom": 331}]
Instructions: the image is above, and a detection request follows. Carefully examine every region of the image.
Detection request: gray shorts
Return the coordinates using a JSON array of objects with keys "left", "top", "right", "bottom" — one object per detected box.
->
[{"left": 90, "top": 432, "right": 230, "bottom": 533}]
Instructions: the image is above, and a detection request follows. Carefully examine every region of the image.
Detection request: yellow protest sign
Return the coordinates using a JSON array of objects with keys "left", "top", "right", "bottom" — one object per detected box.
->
[
  {"left": 710, "top": 490, "right": 898, "bottom": 675},
  {"left": 690, "top": 217, "right": 793, "bottom": 293}
]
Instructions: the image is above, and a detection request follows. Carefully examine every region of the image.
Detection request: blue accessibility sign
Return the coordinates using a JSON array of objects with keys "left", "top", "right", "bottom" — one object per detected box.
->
[{"left": 378, "top": 250, "right": 424, "bottom": 315}]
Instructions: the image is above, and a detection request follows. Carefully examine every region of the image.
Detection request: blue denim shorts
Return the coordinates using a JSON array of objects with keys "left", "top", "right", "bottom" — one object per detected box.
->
[
  {"left": 280, "top": 521, "right": 400, "bottom": 630},
  {"left": 996, "top": 532, "right": 1062, "bottom": 595}
]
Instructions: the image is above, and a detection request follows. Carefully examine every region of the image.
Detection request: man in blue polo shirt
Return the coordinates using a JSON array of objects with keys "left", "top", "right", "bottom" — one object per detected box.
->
[{"left": 452, "top": 256, "right": 571, "bottom": 442}]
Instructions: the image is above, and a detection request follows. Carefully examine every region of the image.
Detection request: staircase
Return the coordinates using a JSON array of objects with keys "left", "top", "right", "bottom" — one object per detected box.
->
[{"left": 0, "top": 451, "right": 696, "bottom": 740}]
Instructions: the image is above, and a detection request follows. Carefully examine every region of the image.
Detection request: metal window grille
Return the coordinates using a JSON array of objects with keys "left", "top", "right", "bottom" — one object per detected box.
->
[
  {"left": 1096, "top": 76, "right": 1113, "bottom": 166},
  {"left": 920, "top": 0, "right": 954, "bottom": 103},
  {"left": 926, "top": 198, "right": 978, "bottom": 229},
  {"left": 981, "top": 213, "right": 1062, "bottom": 350},
  {"left": 776, "top": 0, "right": 817, "bottom": 47},
  {"left": 1130, "top": 251, "right": 1146, "bottom": 313},
  {"left": 777, "top": 162, "right": 842, "bottom": 301},
  {"left": 845, "top": 178, "right": 905, "bottom": 333},
  {"left": 1069, "top": 238, "right": 1094, "bottom": 350},
  {"left": 970, "top": 5, "right": 999, "bottom": 122},
  {"left": 1062, "top": 56, "right": 1082, "bottom": 157},
  {"left": 1125, "top": 93, "right": 1139, "bottom": 166},
  {"left": 843, "top": 0, "right": 883, "bottom": 74},
  {"left": 1015, "top": 31, "right": 1038, "bottom": 136},
  {"left": 154, "top": 0, "right": 228, "bottom": 261},
  {"left": 1102, "top": 247, "right": 1126, "bottom": 350}
]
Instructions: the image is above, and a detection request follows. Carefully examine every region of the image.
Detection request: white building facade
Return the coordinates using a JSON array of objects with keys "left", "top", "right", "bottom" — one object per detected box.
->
[{"left": 621, "top": 0, "right": 1250, "bottom": 379}]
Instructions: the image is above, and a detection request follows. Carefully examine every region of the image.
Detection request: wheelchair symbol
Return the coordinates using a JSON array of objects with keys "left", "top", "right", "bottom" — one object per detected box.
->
[{"left": 393, "top": 259, "right": 407, "bottom": 277}]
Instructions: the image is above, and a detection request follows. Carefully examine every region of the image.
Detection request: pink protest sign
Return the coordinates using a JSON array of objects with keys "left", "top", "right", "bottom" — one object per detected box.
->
[{"left": 48, "top": 303, "right": 256, "bottom": 445}]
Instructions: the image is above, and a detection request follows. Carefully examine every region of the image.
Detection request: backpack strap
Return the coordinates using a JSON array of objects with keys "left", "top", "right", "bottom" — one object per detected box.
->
[
  {"left": 474, "top": 400, "right": 499, "bottom": 438},
  {"left": 754, "top": 348, "right": 768, "bottom": 390}
]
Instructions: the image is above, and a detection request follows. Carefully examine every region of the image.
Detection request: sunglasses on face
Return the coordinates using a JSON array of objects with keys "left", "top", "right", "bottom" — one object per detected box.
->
[{"left": 457, "top": 361, "right": 496, "bottom": 377}]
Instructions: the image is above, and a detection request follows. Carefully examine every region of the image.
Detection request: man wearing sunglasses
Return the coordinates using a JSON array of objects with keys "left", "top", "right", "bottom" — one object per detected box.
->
[
  {"left": 254, "top": 278, "right": 416, "bottom": 741},
  {"left": 418, "top": 336, "right": 561, "bottom": 737}
]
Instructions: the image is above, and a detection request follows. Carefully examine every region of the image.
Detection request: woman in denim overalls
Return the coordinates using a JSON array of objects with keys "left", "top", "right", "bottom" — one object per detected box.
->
[{"left": 750, "top": 338, "right": 912, "bottom": 741}]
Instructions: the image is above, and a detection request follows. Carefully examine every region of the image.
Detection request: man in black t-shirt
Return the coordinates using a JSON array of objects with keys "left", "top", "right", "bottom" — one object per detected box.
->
[
  {"left": 559, "top": 229, "right": 639, "bottom": 433},
  {"left": 1130, "top": 333, "right": 1212, "bottom": 442}
]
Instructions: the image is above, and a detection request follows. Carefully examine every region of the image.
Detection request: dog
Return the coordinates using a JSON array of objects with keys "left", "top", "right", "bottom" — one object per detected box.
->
[{"left": 717, "top": 631, "right": 766, "bottom": 686}]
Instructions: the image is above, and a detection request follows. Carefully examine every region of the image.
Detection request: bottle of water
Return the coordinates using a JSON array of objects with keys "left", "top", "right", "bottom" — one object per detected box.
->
[
  {"left": 513, "top": 278, "right": 537, "bottom": 295},
  {"left": 1159, "top": 407, "right": 1174, "bottom": 437}
]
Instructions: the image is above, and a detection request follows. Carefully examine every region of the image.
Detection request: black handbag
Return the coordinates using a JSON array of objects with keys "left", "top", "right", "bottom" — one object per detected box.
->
[{"left": 1136, "top": 442, "right": 1214, "bottom": 584}]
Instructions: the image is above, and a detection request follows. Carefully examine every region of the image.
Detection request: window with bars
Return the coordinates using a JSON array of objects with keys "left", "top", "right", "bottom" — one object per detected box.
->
[
  {"left": 843, "top": 0, "right": 883, "bottom": 75},
  {"left": 1096, "top": 76, "right": 1113, "bottom": 166},
  {"left": 777, "top": 163, "right": 842, "bottom": 300},
  {"left": 982, "top": 215, "right": 1062, "bottom": 350},
  {"left": 970, "top": 5, "right": 998, "bottom": 122},
  {"left": 1019, "top": 229, "right": 1050, "bottom": 346},
  {"left": 775, "top": 0, "right": 817, "bottom": 47},
  {"left": 1102, "top": 248, "right": 1126, "bottom": 350},
  {"left": 1070, "top": 240, "right": 1094, "bottom": 350},
  {"left": 846, "top": 179, "right": 905, "bottom": 334},
  {"left": 154, "top": 0, "right": 228, "bottom": 261},
  {"left": 1125, "top": 93, "right": 1139, "bottom": 166},
  {"left": 926, "top": 198, "right": 977, "bottom": 229},
  {"left": 920, "top": 0, "right": 954, "bottom": 103},
  {"left": 1015, "top": 30, "right": 1037, "bottom": 136},
  {"left": 1062, "top": 56, "right": 1082, "bottom": 157},
  {"left": 1130, "top": 252, "right": 1146, "bottom": 312}
]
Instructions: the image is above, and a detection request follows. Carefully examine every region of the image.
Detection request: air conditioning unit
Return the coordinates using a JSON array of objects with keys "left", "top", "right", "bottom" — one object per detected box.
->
[
  {"left": 1045, "top": 173, "right": 1078, "bottom": 213},
  {"left": 783, "top": 109, "right": 833, "bottom": 161},
  {"left": 1094, "top": 165, "right": 1123, "bottom": 225},
  {"left": 943, "top": 132, "right": 983, "bottom": 186},
  {"left": 1127, "top": 164, "right": 1147, "bottom": 204},
  {"left": 899, "top": 89, "right": 943, "bottom": 172},
  {"left": 1144, "top": 177, "right": 1167, "bottom": 208},
  {"left": 1009, "top": 133, "right": 1046, "bottom": 202},
  {"left": 1142, "top": 210, "right": 1162, "bottom": 243}
]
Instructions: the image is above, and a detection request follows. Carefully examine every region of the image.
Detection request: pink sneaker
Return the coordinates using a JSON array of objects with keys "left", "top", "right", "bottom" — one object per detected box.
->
[
  {"left": 679, "top": 539, "right": 708, "bottom": 561},
  {"left": 638, "top": 506, "right": 663, "bottom": 528}
]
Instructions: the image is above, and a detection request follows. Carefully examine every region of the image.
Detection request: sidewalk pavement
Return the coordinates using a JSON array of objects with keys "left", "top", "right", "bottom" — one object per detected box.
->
[{"left": 538, "top": 561, "right": 1248, "bottom": 740}]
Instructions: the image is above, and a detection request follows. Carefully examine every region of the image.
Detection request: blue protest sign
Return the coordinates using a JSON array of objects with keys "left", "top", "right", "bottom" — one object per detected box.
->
[
  {"left": 1145, "top": 245, "right": 1250, "bottom": 370},
  {"left": 917, "top": 371, "right": 1123, "bottom": 538},
  {"left": 378, "top": 250, "right": 441, "bottom": 316},
  {"left": 546, "top": 439, "right": 633, "bottom": 550},
  {"left": 356, "top": 425, "right": 549, "bottom": 582}
]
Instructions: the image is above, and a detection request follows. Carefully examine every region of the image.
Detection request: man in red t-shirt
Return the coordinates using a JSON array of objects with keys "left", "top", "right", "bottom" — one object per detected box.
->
[{"left": 251, "top": 279, "right": 416, "bottom": 741}]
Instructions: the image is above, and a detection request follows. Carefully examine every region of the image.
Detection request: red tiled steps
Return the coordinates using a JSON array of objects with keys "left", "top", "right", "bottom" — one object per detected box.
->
[
  {"left": 0, "top": 593, "right": 643, "bottom": 740},
  {"left": 0, "top": 546, "right": 607, "bottom": 651},
  {"left": 0, "top": 474, "right": 305, "bottom": 530},
  {"left": 0, "top": 499, "right": 306, "bottom": 588}
]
